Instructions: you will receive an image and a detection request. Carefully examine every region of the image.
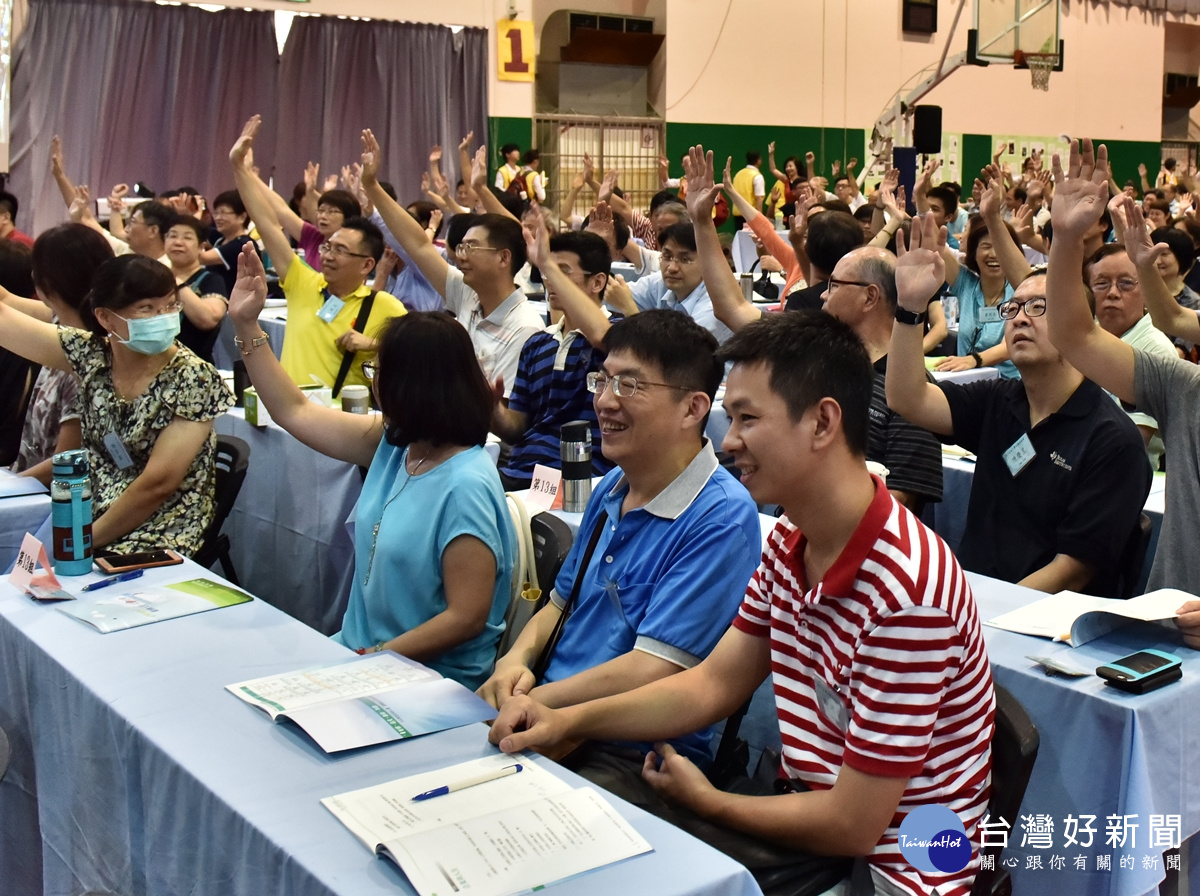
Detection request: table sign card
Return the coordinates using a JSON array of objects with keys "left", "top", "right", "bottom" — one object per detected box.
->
[
  {"left": 322, "top": 754, "right": 652, "bottom": 896},
  {"left": 525, "top": 464, "right": 563, "bottom": 511},
  {"left": 9, "top": 533, "right": 72, "bottom": 600},
  {"left": 227, "top": 652, "right": 496, "bottom": 753}
]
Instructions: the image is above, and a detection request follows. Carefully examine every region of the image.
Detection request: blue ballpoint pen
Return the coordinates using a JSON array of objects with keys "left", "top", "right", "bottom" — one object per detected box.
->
[
  {"left": 81, "top": 569, "right": 146, "bottom": 592},
  {"left": 412, "top": 763, "right": 523, "bottom": 801}
]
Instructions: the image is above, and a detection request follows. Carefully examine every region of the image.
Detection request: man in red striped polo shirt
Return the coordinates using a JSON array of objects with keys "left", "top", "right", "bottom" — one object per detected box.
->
[{"left": 491, "top": 311, "right": 995, "bottom": 896}]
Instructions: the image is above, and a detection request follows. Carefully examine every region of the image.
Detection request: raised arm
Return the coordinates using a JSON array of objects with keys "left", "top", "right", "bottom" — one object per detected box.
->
[
  {"left": 558, "top": 169, "right": 586, "bottom": 228},
  {"left": 1138, "top": 162, "right": 1152, "bottom": 196},
  {"left": 767, "top": 141, "right": 787, "bottom": 184},
  {"left": 690, "top": 149, "right": 760, "bottom": 333},
  {"left": 230, "top": 116, "right": 296, "bottom": 283},
  {"left": 1044, "top": 140, "right": 1136, "bottom": 404},
  {"left": 886, "top": 215, "right": 956, "bottom": 436},
  {"left": 524, "top": 212, "right": 611, "bottom": 347},
  {"left": 1125, "top": 197, "right": 1200, "bottom": 344},
  {"left": 979, "top": 166, "right": 1033, "bottom": 286},
  {"left": 0, "top": 303, "right": 71, "bottom": 371},
  {"left": 361, "top": 128, "right": 451, "bottom": 295},
  {"left": 227, "top": 244, "right": 381, "bottom": 467},
  {"left": 913, "top": 158, "right": 940, "bottom": 214},
  {"left": 470, "top": 146, "right": 519, "bottom": 223},
  {"left": 597, "top": 168, "right": 635, "bottom": 222},
  {"left": 49, "top": 136, "right": 77, "bottom": 209},
  {"left": 844, "top": 157, "right": 861, "bottom": 199},
  {"left": 722, "top": 154, "right": 761, "bottom": 223}
]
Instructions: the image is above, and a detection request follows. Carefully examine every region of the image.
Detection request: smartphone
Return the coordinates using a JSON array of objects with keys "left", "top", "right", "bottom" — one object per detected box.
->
[
  {"left": 1095, "top": 648, "right": 1182, "bottom": 694},
  {"left": 95, "top": 549, "right": 185, "bottom": 574}
]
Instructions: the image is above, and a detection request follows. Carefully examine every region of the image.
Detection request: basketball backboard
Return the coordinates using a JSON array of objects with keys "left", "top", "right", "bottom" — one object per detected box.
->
[{"left": 969, "top": 0, "right": 1062, "bottom": 67}]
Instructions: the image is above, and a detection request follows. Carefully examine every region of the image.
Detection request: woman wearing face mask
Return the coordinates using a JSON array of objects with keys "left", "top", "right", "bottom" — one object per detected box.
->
[{"left": 0, "top": 254, "right": 233, "bottom": 554}]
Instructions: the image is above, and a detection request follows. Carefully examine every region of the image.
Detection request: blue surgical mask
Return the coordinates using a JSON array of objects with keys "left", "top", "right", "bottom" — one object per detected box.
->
[{"left": 111, "top": 310, "right": 181, "bottom": 355}]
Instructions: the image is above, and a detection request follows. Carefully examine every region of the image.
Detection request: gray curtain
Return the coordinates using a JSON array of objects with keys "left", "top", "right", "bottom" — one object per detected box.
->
[
  {"left": 10, "top": 0, "right": 278, "bottom": 238},
  {"left": 274, "top": 17, "right": 488, "bottom": 210}
]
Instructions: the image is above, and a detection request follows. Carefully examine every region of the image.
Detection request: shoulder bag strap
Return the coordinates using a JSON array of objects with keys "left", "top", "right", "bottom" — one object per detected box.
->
[
  {"left": 332, "top": 290, "right": 377, "bottom": 398},
  {"left": 529, "top": 514, "right": 607, "bottom": 683}
]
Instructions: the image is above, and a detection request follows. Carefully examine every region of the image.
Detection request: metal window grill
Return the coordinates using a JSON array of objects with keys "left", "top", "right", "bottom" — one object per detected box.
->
[{"left": 534, "top": 114, "right": 665, "bottom": 225}]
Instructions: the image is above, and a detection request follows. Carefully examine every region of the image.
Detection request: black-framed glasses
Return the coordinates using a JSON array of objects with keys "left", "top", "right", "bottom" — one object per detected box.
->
[
  {"left": 586, "top": 371, "right": 691, "bottom": 399},
  {"left": 361, "top": 360, "right": 377, "bottom": 381},
  {"left": 319, "top": 241, "right": 370, "bottom": 259},
  {"left": 826, "top": 277, "right": 872, "bottom": 292},
  {"left": 997, "top": 297, "right": 1048, "bottom": 320}
]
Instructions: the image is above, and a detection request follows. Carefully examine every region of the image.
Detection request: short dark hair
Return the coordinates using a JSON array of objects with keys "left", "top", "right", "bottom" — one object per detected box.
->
[
  {"left": 964, "top": 217, "right": 1020, "bottom": 273},
  {"left": 340, "top": 215, "right": 384, "bottom": 264},
  {"left": 473, "top": 213, "right": 527, "bottom": 276},
  {"left": 785, "top": 156, "right": 807, "bottom": 179},
  {"left": 939, "top": 181, "right": 963, "bottom": 199},
  {"left": 317, "top": 189, "right": 361, "bottom": 219},
  {"left": 1150, "top": 189, "right": 1167, "bottom": 201},
  {"left": 379, "top": 181, "right": 398, "bottom": 202},
  {"left": 746, "top": 151, "right": 761, "bottom": 166},
  {"left": 212, "top": 190, "right": 249, "bottom": 225},
  {"left": 374, "top": 312, "right": 494, "bottom": 449},
  {"left": 166, "top": 216, "right": 207, "bottom": 242},
  {"left": 1152, "top": 226, "right": 1195, "bottom": 274},
  {"left": 0, "top": 241, "right": 33, "bottom": 296},
  {"left": 500, "top": 143, "right": 521, "bottom": 157},
  {"left": 1011, "top": 186, "right": 1028, "bottom": 203},
  {"left": 83, "top": 255, "right": 177, "bottom": 337},
  {"left": 406, "top": 201, "right": 443, "bottom": 239},
  {"left": 1149, "top": 200, "right": 1173, "bottom": 216},
  {"left": 815, "top": 200, "right": 853, "bottom": 215},
  {"left": 717, "top": 311, "right": 872, "bottom": 456},
  {"left": 602, "top": 309, "right": 722, "bottom": 404},
  {"left": 806, "top": 211, "right": 863, "bottom": 276},
  {"left": 0, "top": 191, "right": 19, "bottom": 221},
  {"left": 649, "top": 189, "right": 679, "bottom": 213},
  {"left": 853, "top": 204, "right": 875, "bottom": 224},
  {"left": 1165, "top": 157, "right": 1177, "bottom": 170},
  {"left": 549, "top": 230, "right": 611, "bottom": 299},
  {"left": 1177, "top": 219, "right": 1200, "bottom": 251},
  {"left": 927, "top": 185, "right": 958, "bottom": 216},
  {"left": 657, "top": 221, "right": 697, "bottom": 253},
  {"left": 522, "top": 148, "right": 539, "bottom": 165},
  {"left": 1082, "top": 243, "right": 1129, "bottom": 287},
  {"left": 445, "top": 213, "right": 479, "bottom": 251},
  {"left": 834, "top": 175, "right": 851, "bottom": 187},
  {"left": 132, "top": 201, "right": 177, "bottom": 238},
  {"left": 33, "top": 224, "right": 115, "bottom": 310}
]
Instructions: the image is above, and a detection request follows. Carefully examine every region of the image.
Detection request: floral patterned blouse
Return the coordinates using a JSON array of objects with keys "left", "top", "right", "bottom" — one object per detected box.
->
[{"left": 59, "top": 327, "right": 234, "bottom": 555}]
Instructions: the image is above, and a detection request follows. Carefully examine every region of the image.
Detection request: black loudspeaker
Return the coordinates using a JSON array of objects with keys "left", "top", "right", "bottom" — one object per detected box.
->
[
  {"left": 893, "top": 147, "right": 918, "bottom": 216},
  {"left": 913, "top": 105, "right": 943, "bottom": 155}
]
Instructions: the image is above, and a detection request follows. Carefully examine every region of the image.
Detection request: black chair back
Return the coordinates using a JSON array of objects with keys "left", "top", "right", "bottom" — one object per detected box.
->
[
  {"left": 530, "top": 512, "right": 573, "bottom": 597},
  {"left": 193, "top": 435, "right": 251, "bottom": 581},
  {"left": 1114, "top": 513, "right": 1153, "bottom": 600}
]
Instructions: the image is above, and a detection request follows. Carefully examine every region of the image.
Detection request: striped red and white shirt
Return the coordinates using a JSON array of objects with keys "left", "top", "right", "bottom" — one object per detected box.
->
[{"left": 733, "top": 479, "right": 995, "bottom": 896}]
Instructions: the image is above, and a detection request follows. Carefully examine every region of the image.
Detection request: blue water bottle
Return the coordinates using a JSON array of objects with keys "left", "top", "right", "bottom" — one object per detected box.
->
[{"left": 51, "top": 449, "right": 93, "bottom": 576}]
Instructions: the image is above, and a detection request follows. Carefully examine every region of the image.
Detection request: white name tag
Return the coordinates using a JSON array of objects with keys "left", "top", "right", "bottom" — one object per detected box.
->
[
  {"left": 1002, "top": 433, "right": 1036, "bottom": 477},
  {"left": 103, "top": 431, "right": 135, "bottom": 469},
  {"left": 978, "top": 306, "right": 1002, "bottom": 324},
  {"left": 813, "top": 675, "right": 848, "bottom": 734},
  {"left": 316, "top": 295, "right": 345, "bottom": 323}
]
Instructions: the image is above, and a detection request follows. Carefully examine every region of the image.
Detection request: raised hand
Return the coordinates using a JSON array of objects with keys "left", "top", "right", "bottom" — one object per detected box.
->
[
  {"left": 971, "top": 178, "right": 985, "bottom": 209},
  {"left": 1011, "top": 204, "right": 1036, "bottom": 244},
  {"left": 230, "top": 115, "right": 261, "bottom": 168},
  {"left": 322, "top": 173, "right": 339, "bottom": 192},
  {"left": 847, "top": 157, "right": 859, "bottom": 172},
  {"left": 680, "top": 146, "right": 721, "bottom": 222},
  {"left": 50, "top": 135, "right": 66, "bottom": 178},
  {"left": 585, "top": 200, "right": 616, "bottom": 249},
  {"left": 598, "top": 169, "right": 619, "bottom": 203},
  {"left": 721, "top": 155, "right": 736, "bottom": 195},
  {"left": 571, "top": 169, "right": 586, "bottom": 191},
  {"left": 359, "top": 129, "right": 382, "bottom": 188},
  {"left": 979, "top": 172, "right": 1005, "bottom": 220},
  {"left": 1050, "top": 138, "right": 1110, "bottom": 241},
  {"left": 421, "top": 171, "right": 432, "bottom": 193},
  {"left": 470, "top": 145, "right": 488, "bottom": 191},
  {"left": 1121, "top": 197, "right": 1173, "bottom": 271},
  {"left": 428, "top": 208, "right": 443, "bottom": 235},
  {"left": 228, "top": 242, "right": 268, "bottom": 326},
  {"left": 459, "top": 131, "right": 474, "bottom": 152},
  {"left": 831, "top": 159, "right": 841, "bottom": 178},
  {"left": 340, "top": 164, "right": 354, "bottom": 190},
  {"left": 894, "top": 213, "right": 947, "bottom": 312},
  {"left": 303, "top": 161, "right": 319, "bottom": 192},
  {"left": 522, "top": 209, "right": 552, "bottom": 270},
  {"left": 429, "top": 145, "right": 442, "bottom": 164},
  {"left": 108, "top": 183, "right": 129, "bottom": 215},
  {"left": 1138, "top": 163, "right": 1148, "bottom": 178},
  {"left": 67, "top": 185, "right": 91, "bottom": 223},
  {"left": 767, "top": 141, "right": 776, "bottom": 154},
  {"left": 582, "top": 152, "right": 595, "bottom": 185}
]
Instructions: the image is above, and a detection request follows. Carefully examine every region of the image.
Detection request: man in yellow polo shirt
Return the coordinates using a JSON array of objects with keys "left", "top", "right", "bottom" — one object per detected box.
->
[
  {"left": 230, "top": 116, "right": 404, "bottom": 391},
  {"left": 731, "top": 151, "right": 766, "bottom": 225}
]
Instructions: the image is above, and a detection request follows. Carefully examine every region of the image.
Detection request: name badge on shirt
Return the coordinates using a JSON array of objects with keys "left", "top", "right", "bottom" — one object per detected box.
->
[
  {"left": 978, "top": 305, "right": 1002, "bottom": 324},
  {"left": 812, "top": 675, "right": 848, "bottom": 733},
  {"left": 316, "top": 294, "right": 345, "bottom": 323},
  {"left": 1002, "top": 433, "right": 1036, "bottom": 477},
  {"left": 103, "top": 431, "right": 135, "bottom": 470}
]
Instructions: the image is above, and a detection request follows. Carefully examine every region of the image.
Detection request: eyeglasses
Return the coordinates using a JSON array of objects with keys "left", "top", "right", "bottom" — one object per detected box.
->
[
  {"left": 126, "top": 300, "right": 184, "bottom": 318},
  {"left": 586, "top": 371, "right": 691, "bottom": 398},
  {"left": 319, "top": 242, "right": 370, "bottom": 259},
  {"left": 997, "top": 297, "right": 1048, "bottom": 320},
  {"left": 454, "top": 242, "right": 502, "bottom": 258},
  {"left": 1089, "top": 278, "right": 1139, "bottom": 295},
  {"left": 361, "top": 360, "right": 377, "bottom": 381},
  {"left": 658, "top": 251, "right": 697, "bottom": 268},
  {"left": 826, "top": 277, "right": 872, "bottom": 292}
]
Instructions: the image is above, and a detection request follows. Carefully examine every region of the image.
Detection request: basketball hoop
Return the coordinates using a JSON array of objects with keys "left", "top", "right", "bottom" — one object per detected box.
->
[{"left": 1014, "top": 50, "right": 1057, "bottom": 92}]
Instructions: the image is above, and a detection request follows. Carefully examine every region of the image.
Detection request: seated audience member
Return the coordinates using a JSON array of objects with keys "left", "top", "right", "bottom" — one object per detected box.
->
[
  {"left": 686, "top": 148, "right": 942, "bottom": 513},
  {"left": 731, "top": 151, "right": 766, "bottom": 221},
  {"left": 720, "top": 158, "right": 804, "bottom": 297},
  {"left": 120, "top": 201, "right": 175, "bottom": 265},
  {"left": 1146, "top": 200, "right": 1172, "bottom": 230},
  {"left": 832, "top": 161, "right": 866, "bottom": 211},
  {"left": 1045, "top": 142, "right": 1200, "bottom": 633},
  {"left": 492, "top": 227, "right": 616, "bottom": 490},
  {"left": 165, "top": 217, "right": 228, "bottom": 364},
  {"left": 490, "top": 310, "right": 994, "bottom": 896},
  {"left": 368, "top": 200, "right": 445, "bottom": 313},
  {"left": 229, "top": 247, "right": 515, "bottom": 687},
  {"left": 201, "top": 190, "right": 256, "bottom": 294},
  {"left": 0, "top": 254, "right": 233, "bottom": 554},
  {"left": 786, "top": 208, "right": 864, "bottom": 312},
  {"left": 521, "top": 149, "right": 546, "bottom": 204},
  {"left": 608, "top": 222, "right": 733, "bottom": 343},
  {"left": 938, "top": 176, "right": 1029, "bottom": 378},
  {"left": 1084, "top": 244, "right": 1177, "bottom": 467},
  {"left": 0, "top": 242, "right": 39, "bottom": 467},
  {"left": 5, "top": 225, "right": 114, "bottom": 483},
  {"left": 0, "top": 191, "right": 33, "bottom": 247},
  {"left": 231, "top": 118, "right": 404, "bottom": 392},
  {"left": 478, "top": 311, "right": 761, "bottom": 758},
  {"left": 1150, "top": 226, "right": 1200, "bottom": 358},
  {"left": 361, "top": 131, "right": 543, "bottom": 395},
  {"left": 888, "top": 213, "right": 1150, "bottom": 597}
]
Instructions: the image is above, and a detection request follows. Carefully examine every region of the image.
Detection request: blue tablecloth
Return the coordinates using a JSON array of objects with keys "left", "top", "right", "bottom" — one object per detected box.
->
[
  {"left": 0, "top": 492, "right": 52, "bottom": 572},
  {"left": 0, "top": 560, "right": 761, "bottom": 896}
]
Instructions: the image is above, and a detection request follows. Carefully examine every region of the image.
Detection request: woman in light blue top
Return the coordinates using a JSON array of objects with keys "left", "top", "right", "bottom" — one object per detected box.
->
[{"left": 227, "top": 245, "right": 515, "bottom": 688}]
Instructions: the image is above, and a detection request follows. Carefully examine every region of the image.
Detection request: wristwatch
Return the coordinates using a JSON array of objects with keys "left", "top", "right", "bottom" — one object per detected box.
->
[
  {"left": 234, "top": 331, "right": 270, "bottom": 356},
  {"left": 894, "top": 306, "right": 928, "bottom": 326}
]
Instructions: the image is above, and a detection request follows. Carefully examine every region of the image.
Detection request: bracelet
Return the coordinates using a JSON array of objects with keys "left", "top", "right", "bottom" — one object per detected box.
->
[
  {"left": 234, "top": 331, "right": 270, "bottom": 356},
  {"left": 971, "top": 351, "right": 983, "bottom": 368},
  {"left": 354, "top": 643, "right": 387, "bottom": 655}
]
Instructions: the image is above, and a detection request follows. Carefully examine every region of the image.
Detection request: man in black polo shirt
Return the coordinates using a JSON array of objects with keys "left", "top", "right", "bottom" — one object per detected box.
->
[{"left": 886, "top": 214, "right": 1150, "bottom": 597}]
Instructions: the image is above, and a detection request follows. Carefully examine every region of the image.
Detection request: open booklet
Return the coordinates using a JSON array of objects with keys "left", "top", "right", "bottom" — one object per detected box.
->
[
  {"left": 323, "top": 754, "right": 652, "bottom": 896},
  {"left": 56, "top": 578, "right": 252, "bottom": 632},
  {"left": 226, "top": 652, "right": 496, "bottom": 753},
  {"left": 984, "top": 587, "right": 1193, "bottom": 647}
]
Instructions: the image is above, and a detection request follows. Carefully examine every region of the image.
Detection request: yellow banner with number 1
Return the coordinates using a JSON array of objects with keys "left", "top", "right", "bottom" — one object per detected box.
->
[{"left": 497, "top": 20, "right": 535, "bottom": 82}]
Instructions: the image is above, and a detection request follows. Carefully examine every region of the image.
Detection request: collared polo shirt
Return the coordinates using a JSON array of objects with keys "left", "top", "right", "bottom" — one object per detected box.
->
[
  {"left": 627, "top": 272, "right": 733, "bottom": 344},
  {"left": 545, "top": 441, "right": 761, "bottom": 761},
  {"left": 279, "top": 261, "right": 405, "bottom": 389},
  {"left": 444, "top": 266, "right": 544, "bottom": 396},
  {"left": 501, "top": 317, "right": 616, "bottom": 485},
  {"left": 940, "top": 376, "right": 1151, "bottom": 595},
  {"left": 368, "top": 211, "right": 444, "bottom": 312},
  {"left": 1117, "top": 314, "right": 1176, "bottom": 469}
]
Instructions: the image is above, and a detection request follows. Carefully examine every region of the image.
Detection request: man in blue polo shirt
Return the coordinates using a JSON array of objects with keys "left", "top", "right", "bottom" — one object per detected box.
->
[
  {"left": 491, "top": 228, "right": 618, "bottom": 490},
  {"left": 478, "top": 309, "right": 761, "bottom": 765}
]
